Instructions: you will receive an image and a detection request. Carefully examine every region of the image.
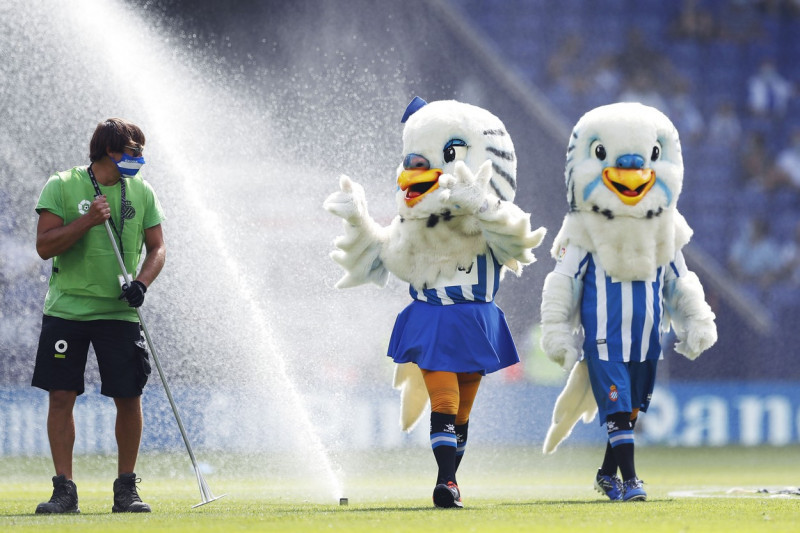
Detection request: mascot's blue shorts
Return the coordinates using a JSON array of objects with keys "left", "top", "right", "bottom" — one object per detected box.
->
[
  {"left": 586, "top": 357, "right": 658, "bottom": 424},
  {"left": 388, "top": 300, "right": 519, "bottom": 375}
]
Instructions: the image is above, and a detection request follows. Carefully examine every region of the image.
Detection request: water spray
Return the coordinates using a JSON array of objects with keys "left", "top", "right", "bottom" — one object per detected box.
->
[
  {"left": 102, "top": 219, "right": 224, "bottom": 508},
  {"left": 42, "top": 0, "right": 347, "bottom": 503}
]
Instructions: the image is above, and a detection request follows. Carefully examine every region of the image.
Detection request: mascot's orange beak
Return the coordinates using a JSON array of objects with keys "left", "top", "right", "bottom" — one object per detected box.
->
[
  {"left": 398, "top": 168, "right": 442, "bottom": 207},
  {"left": 602, "top": 167, "right": 655, "bottom": 206}
]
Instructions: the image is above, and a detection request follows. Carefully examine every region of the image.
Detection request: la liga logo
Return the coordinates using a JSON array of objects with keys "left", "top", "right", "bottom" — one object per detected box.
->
[{"left": 608, "top": 385, "right": 618, "bottom": 402}]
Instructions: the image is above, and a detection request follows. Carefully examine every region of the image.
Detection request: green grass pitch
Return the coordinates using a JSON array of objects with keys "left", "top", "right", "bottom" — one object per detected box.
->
[{"left": 1, "top": 445, "right": 798, "bottom": 532}]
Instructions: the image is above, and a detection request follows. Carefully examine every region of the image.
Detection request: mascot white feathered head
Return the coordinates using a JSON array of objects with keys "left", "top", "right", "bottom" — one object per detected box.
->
[
  {"left": 552, "top": 102, "right": 692, "bottom": 281},
  {"left": 396, "top": 97, "right": 518, "bottom": 218},
  {"left": 565, "top": 102, "right": 683, "bottom": 220}
]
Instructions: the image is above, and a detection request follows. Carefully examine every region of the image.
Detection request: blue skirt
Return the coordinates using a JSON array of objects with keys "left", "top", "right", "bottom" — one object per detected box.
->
[{"left": 387, "top": 300, "right": 519, "bottom": 375}]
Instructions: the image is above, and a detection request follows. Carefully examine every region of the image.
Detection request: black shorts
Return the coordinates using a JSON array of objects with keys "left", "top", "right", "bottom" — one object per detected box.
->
[{"left": 32, "top": 315, "right": 151, "bottom": 398}]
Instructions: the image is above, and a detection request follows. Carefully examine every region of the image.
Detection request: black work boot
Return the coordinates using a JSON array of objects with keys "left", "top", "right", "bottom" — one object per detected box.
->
[
  {"left": 35, "top": 474, "right": 80, "bottom": 514},
  {"left": 112, "top": 472, "right": 151, "bottom": 513}
]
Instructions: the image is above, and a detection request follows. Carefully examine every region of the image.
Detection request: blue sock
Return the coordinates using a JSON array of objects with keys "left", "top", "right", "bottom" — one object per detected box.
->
[
  {"left": 606, "top": 412, "right": 636, "bottom": 481},
  {"left": 430, "top": 412, "right": 457, "bottom": 485}
]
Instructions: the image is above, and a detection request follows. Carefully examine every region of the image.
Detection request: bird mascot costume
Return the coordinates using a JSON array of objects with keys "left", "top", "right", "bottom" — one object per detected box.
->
[
  {"left": 539, "top": 102, "right": 717, "bottom": 501},
  {"left": 324, "top": 97, "right": 546, "bottom": 508}
]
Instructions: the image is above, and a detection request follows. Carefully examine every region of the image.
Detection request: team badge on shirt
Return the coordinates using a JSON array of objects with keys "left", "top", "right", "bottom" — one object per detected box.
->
[{"left": 121, "top": 199, "right": 136, "bottom": 220}]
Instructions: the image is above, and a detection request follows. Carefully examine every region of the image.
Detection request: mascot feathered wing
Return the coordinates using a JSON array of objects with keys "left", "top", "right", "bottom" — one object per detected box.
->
[
  {"left": 325, "top": 97, "right": 546, "bottom": 430},
  {"left": 540, "top": 102, "right": 717, "bottom": 453}
]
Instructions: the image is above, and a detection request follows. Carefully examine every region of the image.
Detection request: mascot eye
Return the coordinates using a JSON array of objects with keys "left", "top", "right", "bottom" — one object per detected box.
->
[
  {"left": 590, "top": 140, "right": 606, "bottom": 161},
  {"left": 443, "top": 139, "right": 468, "bottom": 163},
  {"left": 651, "top": 143, "right": 661, "bottom": 161}
]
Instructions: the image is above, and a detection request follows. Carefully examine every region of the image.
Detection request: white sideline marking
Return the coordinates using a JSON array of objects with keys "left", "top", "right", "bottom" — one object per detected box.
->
[{"left": 669, "top": 487, "right": 800, "bottom": 499}]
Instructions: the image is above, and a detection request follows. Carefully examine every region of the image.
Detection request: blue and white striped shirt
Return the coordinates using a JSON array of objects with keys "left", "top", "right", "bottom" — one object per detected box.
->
[
  {"left": 410, "top": 251, "right": 501, "bottom": 305},
  {"left": 554, "top": 244, "right": 686, "bottom": 362}
]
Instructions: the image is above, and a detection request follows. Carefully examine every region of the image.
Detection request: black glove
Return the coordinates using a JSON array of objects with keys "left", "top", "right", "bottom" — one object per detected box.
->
[{"left": 119, "top": 280, "right": 147, "bottom": 308}]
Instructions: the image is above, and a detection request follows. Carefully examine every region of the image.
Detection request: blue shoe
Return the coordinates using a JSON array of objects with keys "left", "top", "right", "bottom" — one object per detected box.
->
[
  {"left": 594, "top": 470, "right": 623, "bottom": 501},
  {"left": 622, "top": 478, "right": 647, "bottom": 501}
]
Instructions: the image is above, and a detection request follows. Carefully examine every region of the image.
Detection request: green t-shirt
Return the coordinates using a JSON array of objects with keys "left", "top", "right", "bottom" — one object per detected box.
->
[{"left": 36, "top": 166, "right": 165, "bottom": 321}]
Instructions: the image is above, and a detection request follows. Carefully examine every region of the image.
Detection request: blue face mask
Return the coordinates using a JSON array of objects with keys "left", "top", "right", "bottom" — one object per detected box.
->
[{"left": 113, "top": 152, "right": 146, "bottom": 177}]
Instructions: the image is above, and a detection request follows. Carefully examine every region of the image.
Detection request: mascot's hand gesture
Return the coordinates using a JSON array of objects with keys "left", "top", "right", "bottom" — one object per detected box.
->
[
  {"left": 439, "top": 160, "right": 492, "bottom": 214},
  {"left": 541, "top": 323, "right": 580, "bottom": 370},
  {"left": 323, "top": 174, "right": 369, "bottom": 227},
  {"left": 673, "top": 318, "right": 717, "bottom": 360}
]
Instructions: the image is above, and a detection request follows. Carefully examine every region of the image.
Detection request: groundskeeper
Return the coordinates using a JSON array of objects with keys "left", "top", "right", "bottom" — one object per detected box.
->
[{"left": 31, "top": 118, "right": 166, "bottom": 514}]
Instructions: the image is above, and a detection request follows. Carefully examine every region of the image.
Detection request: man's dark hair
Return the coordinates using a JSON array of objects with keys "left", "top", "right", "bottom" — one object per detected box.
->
[{"left": 89, "top": 118, "right": 146, "bottom": 162}]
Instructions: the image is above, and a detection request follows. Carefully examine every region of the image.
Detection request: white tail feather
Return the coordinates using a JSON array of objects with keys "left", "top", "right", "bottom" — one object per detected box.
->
[
  {"left": 392, "top": 363, "right": 429, "bottom": 432},
  {"left": 542, "top": 359, "right": 598, "bottom": 454}
]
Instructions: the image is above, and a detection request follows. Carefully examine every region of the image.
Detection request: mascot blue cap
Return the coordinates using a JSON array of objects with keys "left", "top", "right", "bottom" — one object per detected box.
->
[{"left": 401, "top": 96, "right": 428, "bottom": 123}]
